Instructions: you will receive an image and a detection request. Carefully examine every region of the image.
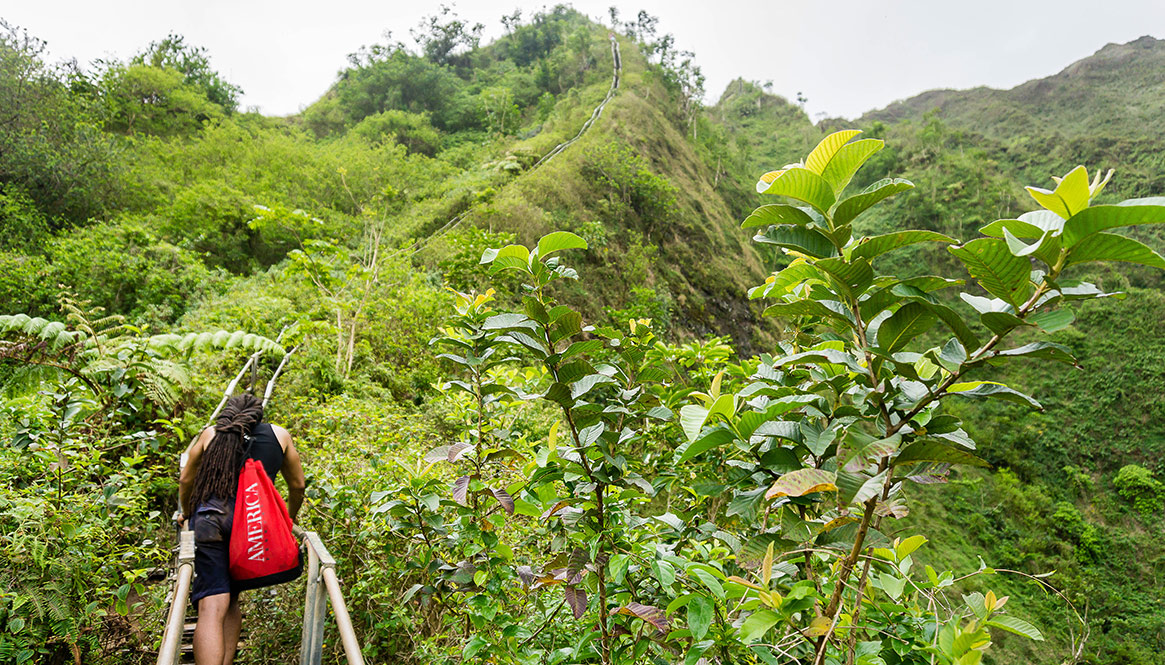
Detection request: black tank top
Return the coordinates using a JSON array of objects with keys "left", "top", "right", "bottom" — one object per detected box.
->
[{"left": 245, "top": 423, "right": 284, "bottom": 482}]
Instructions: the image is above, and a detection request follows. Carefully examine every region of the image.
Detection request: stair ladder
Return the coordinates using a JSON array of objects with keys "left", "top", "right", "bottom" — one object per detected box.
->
[{"left": 155, "top": 525, "right": 365, "bottom": 665}]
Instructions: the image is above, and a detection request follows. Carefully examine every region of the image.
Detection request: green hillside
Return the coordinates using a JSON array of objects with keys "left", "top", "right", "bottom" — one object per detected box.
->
[{"left": 2, "top": 9, "right": 1165, "bottom": 665}]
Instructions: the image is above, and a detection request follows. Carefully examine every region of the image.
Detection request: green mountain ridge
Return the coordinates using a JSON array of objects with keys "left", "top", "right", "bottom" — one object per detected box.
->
[{"left": 860, "top": 35, "right": 1165, "bottom": 140}]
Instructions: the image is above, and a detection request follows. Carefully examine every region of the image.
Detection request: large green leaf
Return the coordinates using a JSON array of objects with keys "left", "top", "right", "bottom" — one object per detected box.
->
[
  {"left": 814, "top": 258, "right": 875, "bottom": 298},
  {"left": 849, "top": 230, "right": 955, "bottom": 262},
  {"left": 753, "top": 225, "right": 839, "bottom": 258},
  {"left": 986, "top": 615, "right": 1044, "bottom": 641},
  {"left": 1061, "top": 198, "right": 1165, "bottom": 247},
  {"left": 981, "top": 210, "right": 1065, "bottom": 240},
  {"left": 756, "top": 167, "right": 837, "bottom": 217},
  {"left": 851, "top": 470, "right": 888, "bottom": 506},
  {"left": 742, "top": 204, "right": 815, "bottom": 229},
  {"left": 679, "top": 404, "right": 709, "bottom": 442},
  {"left": 892, "top": 286, "right": 980, "bottom": 351},
  {"left": 948, "top": 381, "right": 1042, "bottom": 409},
  {"left": 979, "top": 218, "right": 1041, "bottom": 239},
  {"left": 1029, "top": 309, "right": 1074, "bottom": 333},
  {"left": 820, "top": 138, "right": 884, "bottom": 194},
  {"left": 1025, "top": 165, "right": 1091, "bottom": 219},
  {"left": 740, "top": 609, "right": 781, "bottom": 642},
  {"left": 948, "top": 238, "right": 1030, "bottom": 307},
  {"left": 1066, "top": 232, "right": 1165, "bottom": 269},
  {"left": 995, "top": 342, "right": 1079, "bottom": 366},
  {"left": 893, "top": 440, "right": 988, "bottom": 467},
  {"left": 675, "top": 427, "right": 737, "bottom": 464},
  {"left": 763, "top": 300, "right": 853, "bottom": 325},
  {"left": 804, "top": 129, "right": 862, "bottom": 175},
  {"left": 774, "top": 347, "right": 866, "bottom": 374},
  {"left": 832, "top": 178, "right": 915, "bottom": 227},
  {"left": 481, "top": 243, "right": 530, "bottom": 272},
  {"left": 679, "top": 394, "right": 735, "bottom": 442},
  {"left": 859, "top": 276, "right": 963, "bottom": 320},
  {"left": 749, "top": 261, "right": 825, "bottom": 300},
  {"left": 843, "top": 434, "right": 901, "bottom": 472},
  {"left": 877, "top": 302, "right": 937, "bottom": 352},
  {"left": 536, "top": 231, "right": 588, "bottom": 257},
  {"left": 980, "top": 311, "right": 1028, "bottom": 336},
  {"left": 688, "top": 596, "right": 713, "bottom": 641}
]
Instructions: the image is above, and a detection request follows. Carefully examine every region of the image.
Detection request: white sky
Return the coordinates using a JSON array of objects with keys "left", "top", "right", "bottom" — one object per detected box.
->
[{"left": 2, "top": 0, "right": 1162, "bottom": 120}]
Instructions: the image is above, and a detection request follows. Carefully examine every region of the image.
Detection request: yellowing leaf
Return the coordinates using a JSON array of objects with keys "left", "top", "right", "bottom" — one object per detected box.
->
[
  {"left": 803, "top": 615, "right": 832, "bottom": 637},
  {"left": 726, "top": 575, "right": 765, "bottom": 591},
  {"left": 1026, "top": 165, "right": 1090, "bottom": 219},
  {"left": 710, "top": 369, "right": 725, "bottom": 400},
  {"left": 805, "top": 129, "right": 862, "bottom": 175},
  {"left": 765, "top": 468, "right": 837, "bottom": 499},
  {"left": 1089, "top": 168, "right": 1114, "bottom": 199},
  {"left": 758, "top": 169, "right": 788, "bottom": 185},
  {"left": 761, "top": 542, "right": 774, "bottom": 586},
  {"left": 949, "top": 380, "right": 1006, "bottom": 392}
]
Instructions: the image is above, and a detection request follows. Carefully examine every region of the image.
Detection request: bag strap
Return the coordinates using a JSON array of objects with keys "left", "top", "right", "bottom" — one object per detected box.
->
[{"left": 239, "top": 428, "right": 256, "bottom": 469}]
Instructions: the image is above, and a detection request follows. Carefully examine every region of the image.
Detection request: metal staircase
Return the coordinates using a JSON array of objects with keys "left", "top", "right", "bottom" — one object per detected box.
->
[{"left": 155, "top": 525, "right": 364, "bottom": 665}]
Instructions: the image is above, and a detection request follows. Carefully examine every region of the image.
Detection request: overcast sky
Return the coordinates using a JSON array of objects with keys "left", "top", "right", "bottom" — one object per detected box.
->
[{"left": 3, "top": 0, "right": 1162, "bottom": 120}]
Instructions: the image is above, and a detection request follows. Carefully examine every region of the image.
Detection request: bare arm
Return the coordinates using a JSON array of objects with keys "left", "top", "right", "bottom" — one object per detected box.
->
[
  {"left": 178, "top": 427, "right": 215, "bottom": 519},
  {"left": 272, "top": 425, "right": 306, "bottom": 523}
]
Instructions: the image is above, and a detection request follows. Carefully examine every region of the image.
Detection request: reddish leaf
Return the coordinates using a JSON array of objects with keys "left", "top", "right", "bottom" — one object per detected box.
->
[
  {"left": 490, "top": 487, "right": 515, "bottom": 515},
  {"left": 541, "top": 499, "right": 575, "bottom": 521},
  {"left": 907, "top": 464, "right": 951, "bottom": 485},
  {"left": 447, "top": 442, "right": 472, "bottom": 462},
  {"left": 451, "top": 475, "right": 470, "bottom": 506},
  {"left": 875, "top": 499, "right": 910, "bottom": 519},
  {"left": 615, "top": 602, "right": 669, "bottom": 633},
  {"left": 423, "top": 445, "right": 452, "bottom": 463},
  {"left": 515, "top": 565, "right": 536, "bottom": 586},
  {"left": 567, "top": 548, "right": 589, "bottom": 584},
  {"left": 564, "top": 585, "right": 588, "bottom": 619}
]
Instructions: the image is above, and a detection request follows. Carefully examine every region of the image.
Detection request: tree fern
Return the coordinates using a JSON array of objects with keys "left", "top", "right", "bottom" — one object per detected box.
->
[
  {"left": 0, "top": 314, "right": 82, "bottom": 351},
  {"left": 148, "top": 330, "right": 286, "bottom": 356}
]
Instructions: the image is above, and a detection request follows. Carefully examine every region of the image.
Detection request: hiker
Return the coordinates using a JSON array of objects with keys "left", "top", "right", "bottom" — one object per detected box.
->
[{"left": 178, "top": 394, "right": 306, "bottom": 665}]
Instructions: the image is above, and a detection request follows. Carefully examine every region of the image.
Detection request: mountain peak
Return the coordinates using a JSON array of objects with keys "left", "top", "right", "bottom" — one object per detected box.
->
[{"left": 861, "top": 34, "right": 1165, "bottom": 139}]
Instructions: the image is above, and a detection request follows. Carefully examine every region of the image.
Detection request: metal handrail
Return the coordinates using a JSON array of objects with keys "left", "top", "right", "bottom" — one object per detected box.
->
[
  {"left": 295, "top": 525, "right": 366, "bottom": 665},
  {"left": 156, "top": 525, "right": 195, "bottom": 665},
  {"left": 154, "top": 523, "right": 364, "bottom": 664}
]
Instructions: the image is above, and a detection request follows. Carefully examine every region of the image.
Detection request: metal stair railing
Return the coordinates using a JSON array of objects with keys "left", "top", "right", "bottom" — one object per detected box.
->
[
  {"left": 296, "top": 525, "right": 365, "bottom": 665},
  {"left": 155, "top": 524, "right": 365, "bottom": 665},
  {"left": 156, "top": 526, "right": 195, "bottom": 665}
]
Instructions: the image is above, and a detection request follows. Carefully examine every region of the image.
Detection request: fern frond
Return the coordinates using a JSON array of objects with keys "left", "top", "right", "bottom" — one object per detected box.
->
[
  {"left": 0, "top": 314, "right": 83, "bottom": 351},
  {"left": 148, "top": 330, "right": 286, "bottom": 357}
]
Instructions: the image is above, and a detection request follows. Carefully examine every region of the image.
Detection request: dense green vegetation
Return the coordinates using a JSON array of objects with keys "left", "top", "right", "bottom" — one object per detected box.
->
[{"left": 1, "top": 8, "right": 1164, "bottom": 664}]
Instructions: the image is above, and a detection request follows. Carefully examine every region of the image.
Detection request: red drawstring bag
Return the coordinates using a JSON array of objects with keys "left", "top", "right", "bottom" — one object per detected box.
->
[{"left": 229, "top": 458, "right": 302, "bottom": 589}]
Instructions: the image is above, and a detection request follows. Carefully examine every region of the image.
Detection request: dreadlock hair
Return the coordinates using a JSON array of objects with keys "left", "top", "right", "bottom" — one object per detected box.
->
[{"left": 191, "top": 393, "right": 264, "bottom": 507}]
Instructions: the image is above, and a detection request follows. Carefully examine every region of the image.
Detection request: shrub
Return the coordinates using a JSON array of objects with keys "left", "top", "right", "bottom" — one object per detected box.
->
[{"left": 1114, "top": 464, "right": 1164, "bottom": 516}]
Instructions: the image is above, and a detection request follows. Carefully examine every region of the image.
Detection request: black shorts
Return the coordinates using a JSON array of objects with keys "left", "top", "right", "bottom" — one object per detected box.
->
[{"left": 190, "top": 498, "right": 237, "bottom": 605}]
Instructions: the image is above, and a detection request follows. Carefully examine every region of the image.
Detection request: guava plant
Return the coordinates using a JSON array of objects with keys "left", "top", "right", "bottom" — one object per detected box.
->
[
  {"left": 675, "top": 129, "right": 1165, "bottom": 663},
  {"left": 414, "top": 130, "right": 1165, "bottom": 664}
]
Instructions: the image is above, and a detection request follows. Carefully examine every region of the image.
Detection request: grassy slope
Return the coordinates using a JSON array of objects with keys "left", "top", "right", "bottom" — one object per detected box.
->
[{"left": 463, "top": 33, "right": 770, "bottom": 350}]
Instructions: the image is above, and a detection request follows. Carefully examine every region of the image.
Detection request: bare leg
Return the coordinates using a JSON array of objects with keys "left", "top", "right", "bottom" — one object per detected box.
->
[
  {"left": 222, "top": 593, "right": 242, "bottom": 665},
  {"left": 193, "top": 594, "right": 229, "bottom": 665}
]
